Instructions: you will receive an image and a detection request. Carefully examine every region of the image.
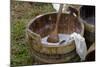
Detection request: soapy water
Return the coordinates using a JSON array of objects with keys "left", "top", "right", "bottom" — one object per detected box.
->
[{"left": 41, "top": 34, "right": 72, "bottom": 45}]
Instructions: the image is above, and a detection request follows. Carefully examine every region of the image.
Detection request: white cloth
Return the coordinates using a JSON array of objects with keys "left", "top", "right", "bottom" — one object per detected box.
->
[{"left": 70, "top": 32, "right": 87, "bottom": 61}]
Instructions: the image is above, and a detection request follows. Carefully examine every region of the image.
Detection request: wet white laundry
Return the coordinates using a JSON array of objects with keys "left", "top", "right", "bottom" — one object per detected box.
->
[
  {"left": 70, "top": 32, "right": 87, "bottom": 61},
  {"left": 41, "top": 34, "right": 72, "bottom": 46}
]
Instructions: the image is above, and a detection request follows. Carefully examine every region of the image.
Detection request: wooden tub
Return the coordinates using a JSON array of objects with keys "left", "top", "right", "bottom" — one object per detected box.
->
[{"left": 26, "top": 12, "right": 84, "bottom": 63}]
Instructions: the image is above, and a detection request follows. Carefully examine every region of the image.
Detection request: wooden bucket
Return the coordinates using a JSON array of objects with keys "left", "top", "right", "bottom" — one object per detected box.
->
[
  {"left": 80, "top": 6, "right": 95, "bottom": 49},
  {"left": 26, "top": 12, "right": 84, "bottom": 63}
]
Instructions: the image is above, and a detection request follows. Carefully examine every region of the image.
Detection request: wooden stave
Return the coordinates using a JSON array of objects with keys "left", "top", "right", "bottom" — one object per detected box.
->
[
  {"left": 31, "top": 48, "right": 79, "bottom": 63},
  {"left": 26, "top": 35, "right": 80, "bottom": 63}
]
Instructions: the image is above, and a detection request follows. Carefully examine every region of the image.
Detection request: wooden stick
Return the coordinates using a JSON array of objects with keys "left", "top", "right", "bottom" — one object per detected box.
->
[
  {"left": 55, "top": 4, "right": 64, "bottom": 33},
  {"left": 47, "top": 4, "right": 63, "bottom": 43}
]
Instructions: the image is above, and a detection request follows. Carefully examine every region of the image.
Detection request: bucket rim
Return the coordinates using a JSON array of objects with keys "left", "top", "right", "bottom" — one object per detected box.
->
[{"left": 27, "top": 12, "right": 84, "bottom": 35}]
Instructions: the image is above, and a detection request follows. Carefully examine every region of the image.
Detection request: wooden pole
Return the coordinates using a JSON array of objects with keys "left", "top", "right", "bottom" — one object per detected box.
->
[{"left": 47, "top": 4, "right": 63, "bottom": 43}]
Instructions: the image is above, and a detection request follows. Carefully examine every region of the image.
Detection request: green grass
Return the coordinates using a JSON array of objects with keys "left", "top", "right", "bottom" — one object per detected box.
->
[{"left": 11, "top": 1, "right": 55, "bottom": 66}]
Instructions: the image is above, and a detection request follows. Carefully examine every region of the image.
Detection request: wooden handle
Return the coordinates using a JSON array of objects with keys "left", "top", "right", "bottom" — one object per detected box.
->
[
  {"left": 87, "top": 42, "right": 95, "bottom": 55},
  {"left": 55, "top": 4, "right": 63, "bottom": 31},
  {"left": 47, "top": 4, "right": 64, "bottom": 43}
]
